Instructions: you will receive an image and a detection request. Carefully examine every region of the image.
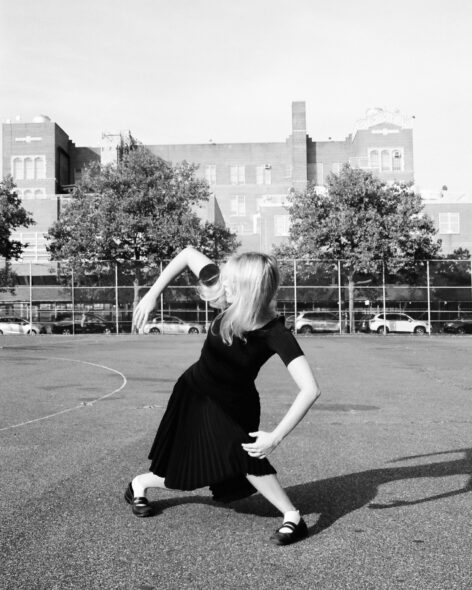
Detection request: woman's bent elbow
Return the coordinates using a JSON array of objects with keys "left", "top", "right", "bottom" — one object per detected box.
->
[{"left": 311, "top": 387, "right": 321, "bottom": 404}]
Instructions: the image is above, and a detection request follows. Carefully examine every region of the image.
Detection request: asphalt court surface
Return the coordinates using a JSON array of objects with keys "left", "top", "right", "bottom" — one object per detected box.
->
[{"left": 1, "top": 333, "right": 471, "bottom": 589}]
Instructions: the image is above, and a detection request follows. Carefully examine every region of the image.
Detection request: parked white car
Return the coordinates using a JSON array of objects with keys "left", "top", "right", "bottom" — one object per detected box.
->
[
  {"left": 293, "top": 311, "right": 347, "bottom": 334},
  {"left": 0, "top": 316, "right": 44, "bottom": 335},
  {"left": 369, "top": 313, "right": 430, "bottom": 334},
  {"left": 143, "top": 315, "right": 202, "bottom": 335}
]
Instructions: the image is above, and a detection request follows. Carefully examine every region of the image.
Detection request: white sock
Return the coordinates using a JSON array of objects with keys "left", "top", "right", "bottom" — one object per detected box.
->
[{"left": 279, "top": 509, "right": 301, "bottom": 533}]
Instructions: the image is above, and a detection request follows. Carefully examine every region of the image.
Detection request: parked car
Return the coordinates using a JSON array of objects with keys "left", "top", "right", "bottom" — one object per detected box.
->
[
  {"left": 0, "top": 316, "right": 45, "bottom": 335},
  {"left": 294, "top": 311, "right": 347, "bottom": 334},
  {"left": 50, "top": 313, "right": 115, "bottom": 335},
  {"left": 143, "top": 315, "right": 202, "bottom": 335},
  {"left": 369, "top": 312, "right": 430, "bottom": 334},
  {"left": 441, "top": 315, "right": 472, "bottom": 334}
]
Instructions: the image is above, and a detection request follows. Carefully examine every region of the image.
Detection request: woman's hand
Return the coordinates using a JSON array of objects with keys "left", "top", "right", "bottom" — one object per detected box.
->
[
  {"left": 133, "top": 291, "right": 159, "bottom": 333},
  {"left": 241, "top": 430, "right": 280, "bottom": 459}
]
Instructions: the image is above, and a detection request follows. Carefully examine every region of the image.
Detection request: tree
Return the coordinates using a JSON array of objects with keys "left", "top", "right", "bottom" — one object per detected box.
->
[
  {"left": 275, "top": 165, "right": 441, "bottom": 331},
  {"left": 46, "top": 147, "right": 239, "bottom": 307},
  {"left": 0, "top": 176, "right": 35, "bottom": 293}
]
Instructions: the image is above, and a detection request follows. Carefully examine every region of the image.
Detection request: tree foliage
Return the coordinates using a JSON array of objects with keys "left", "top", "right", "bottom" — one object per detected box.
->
[
  {"left": 275, "top": 165, "right": 442, "bottom": 329},
  {"left": 0, "top": 176, "right": 35, "bottom": 260},
  {"left": 46, "top": 148, "right": 239, "bottom": 299},
  {"left": 0, "top": 176, "right": 35, "bottom": 294},
  {"left": 278, "top": 165, "right": 441, "bottom": 270}
]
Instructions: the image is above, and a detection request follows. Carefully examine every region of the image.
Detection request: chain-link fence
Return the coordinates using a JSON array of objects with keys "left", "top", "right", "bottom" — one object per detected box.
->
[{"left": 1, "top": 259, "right": 471, "bottom": 335}]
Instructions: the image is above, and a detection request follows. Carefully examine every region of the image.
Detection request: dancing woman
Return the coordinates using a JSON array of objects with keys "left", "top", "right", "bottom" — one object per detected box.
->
[{"left": 127, "top": 247, "right": 321, "bottom": 545}]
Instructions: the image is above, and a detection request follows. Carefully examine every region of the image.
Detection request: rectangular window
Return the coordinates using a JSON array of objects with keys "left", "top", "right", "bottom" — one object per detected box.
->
[
  {"left": 205, "top": 164, "right": 216, "bottom": 184},
  {"left": 229, "top": 223, "right": 251, "bottom": 235},
  {"left": 230, "top": 165, "right": 245, "bottom": 185},
  {"left": 230, "top": 195, "right": 246, "bottom": 216},
  {"left": 439, "top": 212, "right": 460, "bottom": 234},
  {"left": 256, "top": 166, "right": 263, "bottom": 185},
  {"left": 274, "top": 215, "right": 290, "bottom": 237},
  {"left": 256, "top": 166, "right": 271, "bottom": 185}
]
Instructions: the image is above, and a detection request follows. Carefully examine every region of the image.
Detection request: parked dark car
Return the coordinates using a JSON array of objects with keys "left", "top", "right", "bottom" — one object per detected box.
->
[
  {"left": 50, "top": 313, "right": 115, "bottom": 335},
  {"left": 356, "top": 314, "right": 375, "bottom": 333},
  {"left": 442, "top": 316, "right": 472, "bottom": 334}
]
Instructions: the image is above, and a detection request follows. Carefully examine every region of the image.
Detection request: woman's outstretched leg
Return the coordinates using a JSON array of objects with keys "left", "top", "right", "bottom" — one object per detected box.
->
[
  {"left": 125, "top": 472, "right": 167, "bottom": 517},
  {"left": 132, "top": 472, "right": 167, "bottom": 497},
  {"left": 246, "top": 473, "right": 308, "bottom": 545}
]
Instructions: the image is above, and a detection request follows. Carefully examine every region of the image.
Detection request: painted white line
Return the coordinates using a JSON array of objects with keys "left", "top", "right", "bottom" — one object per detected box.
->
[{"left": 0, "top": 357, "right": 127, "bottom": 432}]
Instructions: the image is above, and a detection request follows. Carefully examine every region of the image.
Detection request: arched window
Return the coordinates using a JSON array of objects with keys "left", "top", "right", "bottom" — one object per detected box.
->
[
  {"left": 13, "top": 157, "right": 24, "bottom": 179},
  {"left": 25, "top": 157, "right": 34, "bottom": 179},
  {"left": 35, "top": 157, "right": 45, "bottom": 179},
  {"left": 381, "top": 150, "right": 390, "bottom": 171},
  {"left": 23, "top": 189, "right": 33, "bottom": 199},
  {"left": 34, "top": 189, "right": 45, "bottom": 198},
  {"left": 392, "top": 150, "right": 402, "bottom": 171}
]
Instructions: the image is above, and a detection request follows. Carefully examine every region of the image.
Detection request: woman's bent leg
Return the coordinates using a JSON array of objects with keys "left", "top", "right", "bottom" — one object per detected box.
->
[
  {"left": 246, "top": 473, "right": 307, "bottom": 544},
  {"left": 246, "top": 473, "right": 296, "bottom": 514}
]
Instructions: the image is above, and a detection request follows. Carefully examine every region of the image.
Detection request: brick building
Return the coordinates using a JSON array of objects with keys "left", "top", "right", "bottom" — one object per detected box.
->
[
  {"left": 2, "top": 102, "right": 420, "bottom": 261},
  {"left": 422, "top": 190, "right": 472, "bottom": 255}
]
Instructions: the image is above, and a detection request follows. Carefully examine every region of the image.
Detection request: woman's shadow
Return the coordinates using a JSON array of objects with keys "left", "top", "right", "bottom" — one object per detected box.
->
[{"left": 151, "top": 447, "right": 472, "bottom": 536}]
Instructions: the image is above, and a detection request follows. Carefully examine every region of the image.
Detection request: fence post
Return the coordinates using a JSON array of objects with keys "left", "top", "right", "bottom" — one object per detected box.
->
[
  {"left": 293, "top": 259, "right": 298, "bottom": 333},
  {"left": 71, "top": 268, "right": 75, "bottom": 335},
  {"left": 160, "top": 261, "right": 164, "bottom": 323},
  {"left": 29, "top": 262, "right": 33, "bottom": 330},
  {"left": 426, "top": 260, "right": 431, "bottom": 335},
  {"left": 382, "top": 262, "right": 387, "bottom": 335},
  {"left": 337, "top": 260, "right": 342, "bottom": 334},
  {"left": 115, "top": 263, "right": 119, "bottom": 335}
]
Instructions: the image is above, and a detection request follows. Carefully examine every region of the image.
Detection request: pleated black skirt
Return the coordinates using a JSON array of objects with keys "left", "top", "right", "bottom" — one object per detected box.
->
[{"left": 148, "top": 374, "right": 276, "bottom": 503}]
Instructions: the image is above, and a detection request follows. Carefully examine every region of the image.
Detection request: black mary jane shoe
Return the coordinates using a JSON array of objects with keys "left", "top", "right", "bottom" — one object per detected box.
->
[
  {"left": 269, "top": 518, "right": 308, "bottom": 546},
  {"left": 124, "top": 482, "right": 154, "bottom": 518}
]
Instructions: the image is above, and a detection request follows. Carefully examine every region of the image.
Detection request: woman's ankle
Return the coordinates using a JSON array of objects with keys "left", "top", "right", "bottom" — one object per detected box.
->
[
  {"left": 283, "top": 509, "right": 300, "bottom": 525},
  {"left": 131, "top": 476, "right": 147, "bottom": 498}
]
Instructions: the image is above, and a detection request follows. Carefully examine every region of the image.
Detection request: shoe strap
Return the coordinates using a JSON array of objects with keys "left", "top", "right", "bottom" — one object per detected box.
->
[{"left": 279, "top": 521, "right": 297, "bottom": 532}]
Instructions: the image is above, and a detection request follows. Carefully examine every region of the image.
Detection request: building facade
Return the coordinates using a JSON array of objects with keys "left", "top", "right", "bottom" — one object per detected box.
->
[
  {"left": 2, "top": 102, "right": 421, "bottom": 262},
  {"left": 422, "top": 190, "right": 472, "bottom": 255}
]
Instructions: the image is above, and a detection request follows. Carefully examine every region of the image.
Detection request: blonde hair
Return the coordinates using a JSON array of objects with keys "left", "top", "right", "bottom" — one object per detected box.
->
[{"left": 199, "top": 252, "right": 280, "bottom": 345}]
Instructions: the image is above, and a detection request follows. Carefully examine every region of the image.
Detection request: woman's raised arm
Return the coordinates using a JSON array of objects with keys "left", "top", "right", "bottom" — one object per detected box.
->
[{"left": 133, "top": 247, "right": 214, "bottom": 332}]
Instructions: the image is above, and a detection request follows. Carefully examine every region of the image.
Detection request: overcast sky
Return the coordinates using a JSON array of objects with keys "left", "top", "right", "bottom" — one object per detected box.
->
[{"left": 1, "top": 0, "right": 471, "bottom": 193}]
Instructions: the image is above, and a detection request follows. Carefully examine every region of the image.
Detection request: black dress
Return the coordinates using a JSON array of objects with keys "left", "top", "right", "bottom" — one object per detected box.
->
[{"left": 148, "top": 265, "right": 304, "bottom": 503}]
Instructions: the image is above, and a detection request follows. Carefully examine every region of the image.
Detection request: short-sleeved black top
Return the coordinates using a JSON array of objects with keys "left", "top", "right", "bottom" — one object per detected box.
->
[{"left": 190, "top": 263, "right": 304, "bottom": 402}]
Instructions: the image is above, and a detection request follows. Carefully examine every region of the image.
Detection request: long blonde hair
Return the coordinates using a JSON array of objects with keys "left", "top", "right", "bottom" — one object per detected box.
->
[{"left": 199, "top": 252, "right": 280, "bottom": 345}]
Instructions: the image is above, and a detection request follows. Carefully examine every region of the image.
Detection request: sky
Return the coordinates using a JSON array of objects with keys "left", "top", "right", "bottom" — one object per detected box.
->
[{"left": 1, "top": 0, "right": 472, "bottom": 193}]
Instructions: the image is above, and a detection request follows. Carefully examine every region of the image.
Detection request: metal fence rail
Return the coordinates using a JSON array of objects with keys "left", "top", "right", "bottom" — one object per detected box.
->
[{"left": 1, "top": 259, "right": 471, "bottom": 335}]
